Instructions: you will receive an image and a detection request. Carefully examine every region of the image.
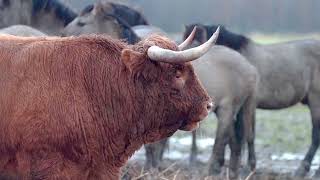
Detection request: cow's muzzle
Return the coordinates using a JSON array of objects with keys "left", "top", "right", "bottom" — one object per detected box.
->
[{"left": 179, "top": 100, "right": 214, "bottom": 131}]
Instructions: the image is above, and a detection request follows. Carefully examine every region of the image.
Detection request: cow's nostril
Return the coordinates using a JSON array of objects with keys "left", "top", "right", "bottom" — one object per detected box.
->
[{"left": 207, "top": 102, "right": 213, "bottom": 111}]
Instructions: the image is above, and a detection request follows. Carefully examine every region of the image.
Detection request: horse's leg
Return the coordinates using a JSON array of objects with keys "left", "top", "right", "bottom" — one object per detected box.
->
[
  {"left": 229, "top": 117, "right": 244, "bottom": 180},
  {"left": 144, "top": 138, "right": 168, "bottom": 169},
  {"left": 208, "top": 105, "right": 233, "bottom": 176},
  {"left": 296, "top": 92, "right": 320, "bottom": 177},
  {"left": 243, "top": 94, "right": 257, "bottom": 172},
  {"left": 190, "top": 130, "right": 198, "bottom": 164}
]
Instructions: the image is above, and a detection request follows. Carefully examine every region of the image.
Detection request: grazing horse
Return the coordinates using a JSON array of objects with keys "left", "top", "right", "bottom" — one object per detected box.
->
[
  {"left": 144, "top": 28, "right": 259, "bottom": 180},
  {"left": 0, "top": 0, "right": 77, "bottom": 35},
  {"left": 0, "top": 24, "right": 47, "bottom": 37},
  {"left": 62, "top": 2, "right": 140, "bottom": 44},
  {"left": 184, "top": 24, "right": 320, "bottom": 177}
]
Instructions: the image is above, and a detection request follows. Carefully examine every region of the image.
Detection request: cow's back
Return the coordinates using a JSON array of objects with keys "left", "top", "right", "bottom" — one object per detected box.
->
[{"left": 0, "top": 35, "right": 125, "bottom": 155}]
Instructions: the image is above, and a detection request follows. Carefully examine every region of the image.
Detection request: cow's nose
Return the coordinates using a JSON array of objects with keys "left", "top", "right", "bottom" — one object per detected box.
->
[{"left": 207, "top": 102, "right": 214, "bottom": 111}]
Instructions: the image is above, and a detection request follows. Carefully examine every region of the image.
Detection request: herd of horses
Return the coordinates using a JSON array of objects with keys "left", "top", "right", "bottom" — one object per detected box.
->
[{"left": 1, "top": 0, "right": 320, "bottom": 179}]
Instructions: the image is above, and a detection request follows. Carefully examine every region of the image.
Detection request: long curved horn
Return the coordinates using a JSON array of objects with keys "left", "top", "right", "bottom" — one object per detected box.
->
[
  {"left": 148, "top": 26, "right": 220, "bottom": 63},
  {"left": 178, "top": 26, "right": 197, "bottom": 50}
]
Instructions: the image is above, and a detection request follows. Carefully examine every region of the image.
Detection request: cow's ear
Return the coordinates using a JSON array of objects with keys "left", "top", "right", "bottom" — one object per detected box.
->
[{"left": 121, "top": 49, "right": 145, "bottom": 72}]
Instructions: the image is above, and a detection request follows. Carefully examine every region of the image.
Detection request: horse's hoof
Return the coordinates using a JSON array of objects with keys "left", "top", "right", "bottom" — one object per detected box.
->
[
  {"left": 239, "top": 165, "right": 252, "bottom": 177},
  {"left": 208, "top": 164, "right": 223, "bottom": 176},
  {"left": 189, "top": 155, "right": 197, "bottom": 165},
  {"left": 294, "top": 167, "right": 307, "bottom": 177},
  {"left": 295, "top": 161, "right": 310, "bottom": 177},
  {"left": 203, "top": 175, "right": 225, "bottom": 180},
  {"left": 229, "top": 170, "right": 240, "bottom": 180},
  {"left": 313, "top": 169, "right": 320, "bottom": 178}
]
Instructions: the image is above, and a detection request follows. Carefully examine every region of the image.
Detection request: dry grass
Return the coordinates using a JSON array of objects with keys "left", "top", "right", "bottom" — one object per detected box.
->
[{"left": 121, "top": 160, "right": 312, "bottom": 180}]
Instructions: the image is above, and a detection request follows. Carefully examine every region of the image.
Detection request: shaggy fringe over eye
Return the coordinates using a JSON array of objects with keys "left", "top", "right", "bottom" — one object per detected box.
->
[{"left": 133, "top": 35, "right": 178, "bottom": 55}]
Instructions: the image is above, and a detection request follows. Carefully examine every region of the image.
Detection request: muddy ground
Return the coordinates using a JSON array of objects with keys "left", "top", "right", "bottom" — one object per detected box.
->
[{"left": 121, "top": 105, "right": 319, "bottom": 180}]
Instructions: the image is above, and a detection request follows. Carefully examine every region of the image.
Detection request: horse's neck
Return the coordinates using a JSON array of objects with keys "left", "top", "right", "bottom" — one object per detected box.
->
[
  {"left": 0, "top": 0, "right": 32, "bottom": 28},
  {"left": 31, "top": 12, "right": 65, "bottom": 35},
  {"left": 239, "top": 41, "right": 268, "bottom": 66},
  {"left": 30, "top": 0, "right": 77, "bottom": 35}
]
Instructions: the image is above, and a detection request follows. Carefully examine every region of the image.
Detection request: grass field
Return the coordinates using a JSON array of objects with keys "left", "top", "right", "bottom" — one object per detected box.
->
[{"left": 250, "top": 33, "right": 320, "bottom": 44}]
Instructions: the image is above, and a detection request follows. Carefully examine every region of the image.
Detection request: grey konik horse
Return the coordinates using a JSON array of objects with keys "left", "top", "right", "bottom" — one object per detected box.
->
[
  {"left": 0, "top": 0, "right": 77, "bottom": 35},
  {"left": 0, "top": 24, "right": 47, "bottom": 36},
  {"left": 62, "top": 2, "right": 140, "bottom": 44},
  {"left": 184, "top": 24, "right": 320, "bottom": 178}
]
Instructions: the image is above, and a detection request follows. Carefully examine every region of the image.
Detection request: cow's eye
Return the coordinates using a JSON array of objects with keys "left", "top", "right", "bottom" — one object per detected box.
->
[
  {"left": 175, "top": 70, "right": 182, "bottom": 79},
  {"left": 173, "top": 70, "right": 185, "bottom": 90}
]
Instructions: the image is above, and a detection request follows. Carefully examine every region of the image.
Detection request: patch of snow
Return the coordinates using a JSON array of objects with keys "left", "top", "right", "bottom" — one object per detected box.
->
[
  {"left": 197, "top": 138, "right": 214, "bottom": 149},
  {"left": 271, "top": 153, "right": 304, "bottom": 161}
]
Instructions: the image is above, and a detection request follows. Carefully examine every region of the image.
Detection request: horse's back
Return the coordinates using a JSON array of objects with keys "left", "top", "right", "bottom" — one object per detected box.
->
[
  {"left": 248, "top": 39, "right": 319, "bottom": 108},
  {"left": 193, "top": 45, "right": 258, "bottom": 106},
  {"left": 0, "top": 25, "right": 47, "bottom": 37},
  {"left": 132, "top": 25, "right": 168, "bottom": 39}
]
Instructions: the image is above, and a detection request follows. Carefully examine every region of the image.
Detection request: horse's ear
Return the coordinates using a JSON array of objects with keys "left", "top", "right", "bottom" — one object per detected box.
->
[
  {"left": 93, "top": 1, "right": 113, "bottom": 17},
  {"left": 92, "top": 2, "right": 105, "bottom": 17},
  {"left": 121, "top": 49, "right": 145, "bottom": 73}
]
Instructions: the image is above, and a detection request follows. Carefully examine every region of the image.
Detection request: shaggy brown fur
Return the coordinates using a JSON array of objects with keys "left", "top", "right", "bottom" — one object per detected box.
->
[{"left": 0, "top": 34, "right": 211, "bottom": 179}]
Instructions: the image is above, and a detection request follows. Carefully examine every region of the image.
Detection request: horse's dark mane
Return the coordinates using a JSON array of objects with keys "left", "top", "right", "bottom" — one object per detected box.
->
[
  {"left": 32, "top": 0, "right": 77, "bottom": 26},
  {"left": 109, "top": 2, "right": 149, "bottom": 26},
  {"left": 208, "top": 25, "right": 249, "bottom": 51},
  {"left": 2, "top": 0, "right": 10, "bottom": 8},
  {"left": 186, "top": 24, "right": 250, "bottom": 51},
  {"left": 80, "top": 4, "right": 94, "bottom": 15},
  {"left": 78, "top": 3, "right": 141, "bottom": 44},
  {"left": 103, "top": 13, "right": 140, "bottom": 44}
]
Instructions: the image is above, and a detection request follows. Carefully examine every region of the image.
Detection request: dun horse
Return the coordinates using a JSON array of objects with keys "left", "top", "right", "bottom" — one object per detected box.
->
[
  {"left": 0, "top": 24, "right": 47, "bottom": 37},
  {"left": 184, "top": 24, "right": 320, "bottom": 177},
  {"left": 62, "top": 2, "right": 140, "bottom": 44}
]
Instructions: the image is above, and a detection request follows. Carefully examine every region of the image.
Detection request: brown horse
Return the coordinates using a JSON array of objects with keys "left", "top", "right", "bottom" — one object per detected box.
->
[
  {"left": 185, "top": 24, "right": 320, "bottom": 178},
  {"left": 0, "top": 0, "right": 77, "bottom": 35}
]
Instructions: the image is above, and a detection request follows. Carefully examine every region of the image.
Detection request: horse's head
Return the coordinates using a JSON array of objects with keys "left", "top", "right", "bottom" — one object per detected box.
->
[
  {"left": 0, "top": 0, "right": 32, "bottom": 28},
  {"left": 62, "top": 2, "right": 139, "bottom": 44},
  {"left": 31, "top": 0, "right": 77, "bottom": 35}
]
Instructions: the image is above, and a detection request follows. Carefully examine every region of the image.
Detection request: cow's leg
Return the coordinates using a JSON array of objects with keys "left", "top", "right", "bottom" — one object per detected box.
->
[
  {"left": 296, "top": 92, "right": 320, "bottom": 177},
  {"left": 158, "top": 139, "right": 168, "bottom": 162},
  {"left": 16, "top": 151, "right": 32, "bottom": 179},
  {"left": 190, "top": 130, "right": 198, "bottom": 164},
  {"left": 31, "top": 151, "right": 89, "bottom": 179},
  {"left": 144, "top": 139, "right": 168, "bottom": 169},
  {"left": 208, "top": 105, "right": 234, "bottom": 176},
  {"left": 0, "top": 155, "right": 20, "bottom": 179}
]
